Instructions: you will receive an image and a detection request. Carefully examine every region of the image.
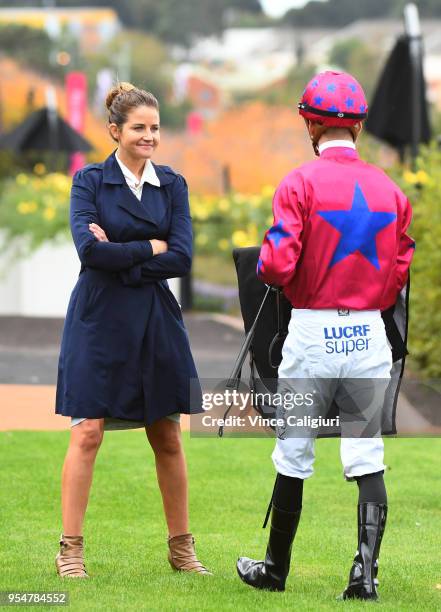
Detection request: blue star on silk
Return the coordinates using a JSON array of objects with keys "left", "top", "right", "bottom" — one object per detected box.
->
[
  {"left": 267, "top": 220, "right": 291, "bottom": 248},
  {"left": 317, "top": 183, "right": 397, "bottom": 270}
]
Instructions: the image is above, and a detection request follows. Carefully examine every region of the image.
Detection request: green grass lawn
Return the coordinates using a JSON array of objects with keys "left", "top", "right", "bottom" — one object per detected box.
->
[{"left": 0, "top": 431, "right": 440, "bottom": 611}]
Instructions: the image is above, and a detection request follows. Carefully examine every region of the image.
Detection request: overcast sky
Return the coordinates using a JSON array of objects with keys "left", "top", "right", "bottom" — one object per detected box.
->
[{"left": 260, "top": 0, "right": 327, "bottom": 18}]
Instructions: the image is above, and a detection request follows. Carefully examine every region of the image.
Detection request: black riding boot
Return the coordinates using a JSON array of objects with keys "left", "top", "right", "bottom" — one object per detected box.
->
[
  {"left": 373, "top": 504, "right": 387, "bottom": 587},
  {"left": 340, "top": 503, "right": 388, "bottom": 600},
  {"left": 236, "top": 504, "right": 301, "bottom": 591}
]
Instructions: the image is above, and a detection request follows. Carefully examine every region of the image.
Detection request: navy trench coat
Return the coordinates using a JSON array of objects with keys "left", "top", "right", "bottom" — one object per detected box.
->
[{"left": 55, "top": 150, "right": 202, "bottom": 426}]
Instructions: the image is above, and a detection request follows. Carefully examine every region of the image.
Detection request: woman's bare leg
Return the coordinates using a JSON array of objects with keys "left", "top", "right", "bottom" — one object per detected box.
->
[
  {"left": 61, "top": 418, "right": 104, "bottom": 535},
  {"left": 146, "top": 419, "right": 188, "bottom": 537}
]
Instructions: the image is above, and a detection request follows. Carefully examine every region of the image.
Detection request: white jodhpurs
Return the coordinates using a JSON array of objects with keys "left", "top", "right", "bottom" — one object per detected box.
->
[{"left": 271, "top": 308, "right": 393, "bottom": 480}]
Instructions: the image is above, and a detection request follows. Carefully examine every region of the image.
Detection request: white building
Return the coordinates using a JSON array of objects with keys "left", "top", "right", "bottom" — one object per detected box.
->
[{"left": 172, "top": 27, "right": 330, "bottom": 93}]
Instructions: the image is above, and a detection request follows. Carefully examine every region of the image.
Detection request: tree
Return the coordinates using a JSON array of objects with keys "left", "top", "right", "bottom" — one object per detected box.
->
[
  {"left": 148, "top": 0, "right": 262, "bottom": 46},
  {"left": 230, "top": 0, "right": 261, "bottom": 10},
  {"left": 106, "top": 31, "right": 168, "bottom": 96},
  {"left": 282, "top": 0, "right": 441, "bottom": 28},
  {"left": 0, "top": 24, "right": 63, "bottom": 79},
  {"left": 0, "top": 0, "right": 263, "bottom": 46},
  {"left": 83, "top": 30, "right": 190, "bottom": 127},
  {"left": 328, "top": 38, "right": 382, "bottom": 99}
]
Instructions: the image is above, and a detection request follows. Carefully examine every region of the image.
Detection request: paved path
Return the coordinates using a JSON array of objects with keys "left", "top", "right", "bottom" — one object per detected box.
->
[
  {"left": 0, "top": 314, "right": 244, "bottom": 431},
  {"left": 0, "top": 314, "right": 438, "bottom": 434}
]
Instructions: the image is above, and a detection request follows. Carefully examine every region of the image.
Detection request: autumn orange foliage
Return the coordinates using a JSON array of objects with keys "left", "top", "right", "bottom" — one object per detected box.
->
[
  {"left": 0, "top": 57, "right": 113, "bottom": 162},
  {"left": 0, "top": 59, "right": 312, "bottom": 193},
  {"left": 156, "top": 101, "right": 312, "bottom": 194}
]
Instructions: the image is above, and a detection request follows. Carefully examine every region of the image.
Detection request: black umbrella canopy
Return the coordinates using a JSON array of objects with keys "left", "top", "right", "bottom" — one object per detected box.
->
[
  {"left": 0, "top": 107, "right": 93, "bottom": 153},
  {"left": 365, "top": 35, "right": 431, "bottom": 150}
]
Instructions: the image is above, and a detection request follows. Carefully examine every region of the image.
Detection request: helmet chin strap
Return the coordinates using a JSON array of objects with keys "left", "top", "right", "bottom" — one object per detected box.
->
[{"left": 306, "top": 121, "right": 329, "bottom": 157}]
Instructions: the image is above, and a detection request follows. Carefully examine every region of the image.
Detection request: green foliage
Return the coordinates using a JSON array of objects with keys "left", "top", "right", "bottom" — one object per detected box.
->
[
  {"left": 126, "top": 0, "right": 262, "bottom": 46},
  {"left": 283, "top": 0, "right": 441, "bottom": 27},
  {"left": 191, "top": 187, "right": 274, "bottom": 260},
  {"left": 0, "top": 23, "right": 65, "bottom": 80},
  {"left": 329, "top": 38, "right": 360, "bottom": 68},
  {"left": 0, "top": 152, "right": 29, "bottom": 182},
  {"left": 122, "top": 0, "right": 262, "bottom": 45},
  {"left": 387, "top": 144, "right": 441, "bottom": 378},
  {"left": 328, "top": 38, "right": 383, "bottom": 100},
  {"left": 80, "top": 30, "right": 191, "bottom": 128},
  {"left": 0, "top": 0, "right": 263, "bottom": 47},
  {"left": 224, "top": 8, "right": 274, "bottom": 28},
  {"left": 235, "top": 63, "right": 317, "bottom": 107},
  {"left": 105, "top": 31, "right": 169, "bottom": 100},
  {"left": 0, "top": 168, "right": 71, "bottom": 253},
  {"left": 0, "top": 172, "right": 275, "bottom": 261},
  {"left": 193, "top": 253, "right": 237, "bottom": 286},
  {"left": 159, "top": 99, "right": 193, "bottom": 129}
]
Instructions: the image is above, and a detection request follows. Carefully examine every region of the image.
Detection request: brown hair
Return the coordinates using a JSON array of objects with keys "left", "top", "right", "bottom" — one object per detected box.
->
[{"left": 105, "top": 82, "right": 159, "bottom": 142}]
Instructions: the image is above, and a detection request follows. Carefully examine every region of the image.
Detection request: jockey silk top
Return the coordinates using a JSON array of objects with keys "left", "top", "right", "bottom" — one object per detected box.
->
[{"left": 257, "top": 143, "right": 415, "bottom": 310}]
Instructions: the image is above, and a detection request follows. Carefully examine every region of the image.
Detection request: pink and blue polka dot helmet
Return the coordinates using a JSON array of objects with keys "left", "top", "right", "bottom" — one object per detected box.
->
[{"left": 298, "top": 71, "right": 368, "bottom": 127}]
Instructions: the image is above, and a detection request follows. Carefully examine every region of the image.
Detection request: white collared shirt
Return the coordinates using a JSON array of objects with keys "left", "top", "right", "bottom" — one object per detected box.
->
[
  {"left": 318, "top": 139, "right": 356, "bottom": 154},
  {"left": 115, "top": 150, "right": 160, "bottom": 201}
]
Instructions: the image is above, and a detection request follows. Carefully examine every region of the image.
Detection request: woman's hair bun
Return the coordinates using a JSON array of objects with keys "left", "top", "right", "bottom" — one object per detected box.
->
[{"left": 105, "top": 82, "right": 136, "bottom": 110}]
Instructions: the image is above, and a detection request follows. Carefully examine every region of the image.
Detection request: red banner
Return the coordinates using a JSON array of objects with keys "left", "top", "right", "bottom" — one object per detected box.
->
[
  {"left": 66, "top": 72, "right": 87, "bottom": 175},
  {"left": 186, "top": 111, "right": 204, "bottom": 136}
]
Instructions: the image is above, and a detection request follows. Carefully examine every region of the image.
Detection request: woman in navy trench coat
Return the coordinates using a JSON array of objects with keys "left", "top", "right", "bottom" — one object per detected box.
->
[{"left": 54, "top": 82, "right": 210, "bottom": 578}]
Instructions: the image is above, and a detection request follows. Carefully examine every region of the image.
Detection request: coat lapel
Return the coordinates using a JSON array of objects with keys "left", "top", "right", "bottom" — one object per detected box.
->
[
  {"left": 117, "top": 183, "right": 161, "bottom": 226},
  {"left": 103, "top": 150, "right": 161, "bottom": 226}
]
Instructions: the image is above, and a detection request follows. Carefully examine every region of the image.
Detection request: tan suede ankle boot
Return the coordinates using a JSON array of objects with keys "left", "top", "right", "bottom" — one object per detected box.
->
[
  {"left": 55, "top": 534, "right": 89, "bottom": 578},
  {"left": 167, "top": 533, "right": 212, "bottom": 575}
]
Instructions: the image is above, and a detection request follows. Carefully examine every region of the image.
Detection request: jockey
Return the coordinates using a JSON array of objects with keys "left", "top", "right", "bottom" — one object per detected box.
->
[{"left": 236, "top": 71, "right": 415, "bottom": 600}]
